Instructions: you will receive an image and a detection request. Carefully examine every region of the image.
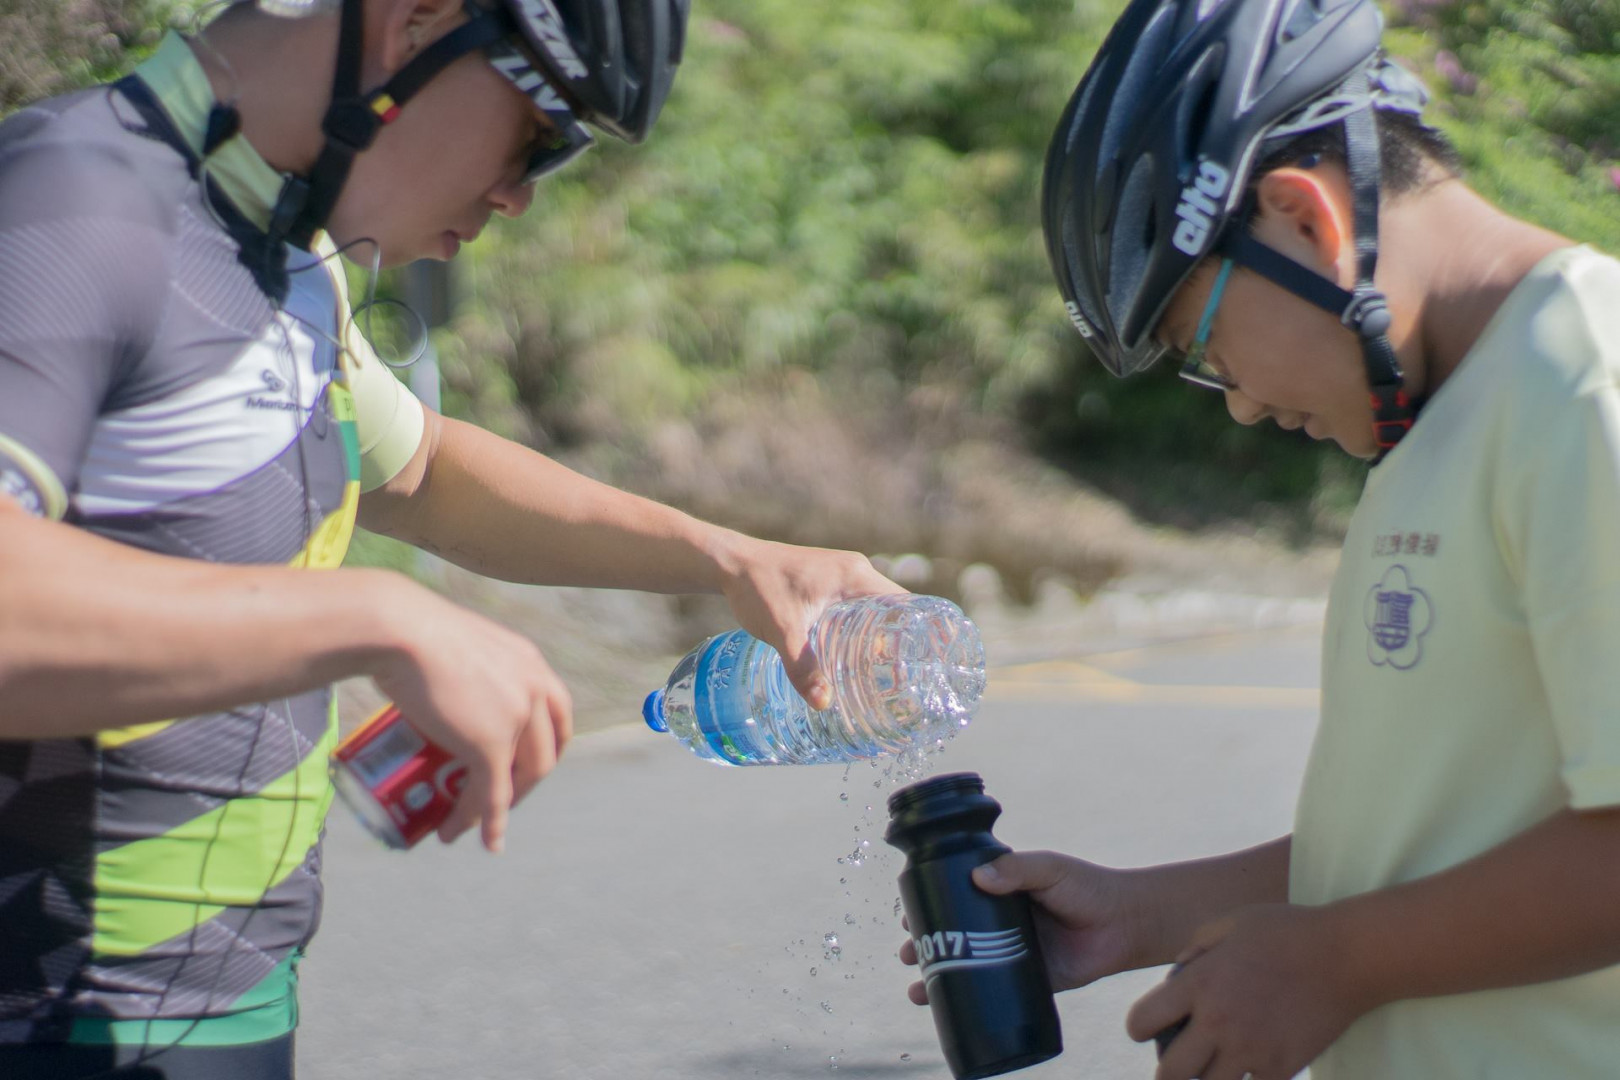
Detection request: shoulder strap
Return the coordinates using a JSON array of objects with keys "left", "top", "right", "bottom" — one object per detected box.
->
[{"left": 112, "top": 74, "right": 291, "bottom": 304}]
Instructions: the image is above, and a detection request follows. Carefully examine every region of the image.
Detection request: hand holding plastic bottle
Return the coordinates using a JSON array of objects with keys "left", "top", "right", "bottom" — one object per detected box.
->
[
  {"left": 898, "top": 851, "right": 1143, "bottom": 1006},
  {"left": 712, "top": 534, "right": 905, "bottom": 709}
]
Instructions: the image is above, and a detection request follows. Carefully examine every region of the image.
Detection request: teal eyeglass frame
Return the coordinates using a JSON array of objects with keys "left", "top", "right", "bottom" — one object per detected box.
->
[{"left": 1178, "top": 257, "right": 1238, "bottom": 392}]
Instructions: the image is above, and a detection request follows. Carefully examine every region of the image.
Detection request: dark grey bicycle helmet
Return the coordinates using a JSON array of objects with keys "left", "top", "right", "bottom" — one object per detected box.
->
[
  {"left": 483, "top": 0, "right": 688, "bottom": 143},
  {"left": 1043, "top": 0, "right": 1430, "bottom": 454},
  {"left": 265, "top": 0, "right": 688, "bottom": 249}
]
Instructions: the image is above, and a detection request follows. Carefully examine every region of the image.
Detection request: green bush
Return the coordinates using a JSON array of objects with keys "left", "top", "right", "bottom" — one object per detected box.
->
[{"left": 9, "top": 0, "right": 1615, "bottom": 549}]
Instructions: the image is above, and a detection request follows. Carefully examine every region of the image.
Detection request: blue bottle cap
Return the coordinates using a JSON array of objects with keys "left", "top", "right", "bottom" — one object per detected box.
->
[{"left": 642, "top": 689, "right": 668, "bottom": 733}]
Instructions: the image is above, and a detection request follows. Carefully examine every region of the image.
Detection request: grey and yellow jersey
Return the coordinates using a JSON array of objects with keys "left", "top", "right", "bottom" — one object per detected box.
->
[{"left": 0, "top": 33, "right": 425, "bottom": 1047}]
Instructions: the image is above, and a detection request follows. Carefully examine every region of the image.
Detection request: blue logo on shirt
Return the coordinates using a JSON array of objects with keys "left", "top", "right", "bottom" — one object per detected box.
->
[{"left": 1364, "top": 565, "right": 1433, "bottom": 670}]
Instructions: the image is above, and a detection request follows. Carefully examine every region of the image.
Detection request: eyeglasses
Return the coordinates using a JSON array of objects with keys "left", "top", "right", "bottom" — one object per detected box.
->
[{"left": 1177, "top": 258, "right": 1238, "bottom": 392}]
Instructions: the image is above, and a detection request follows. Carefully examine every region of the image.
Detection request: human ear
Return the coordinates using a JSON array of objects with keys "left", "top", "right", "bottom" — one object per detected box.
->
[
  {"left": 1252, "top": 168, "right": 1354, "bottom": 285},
  {"left": 378, "top": 0, "right": 465, "bottom": 74}
]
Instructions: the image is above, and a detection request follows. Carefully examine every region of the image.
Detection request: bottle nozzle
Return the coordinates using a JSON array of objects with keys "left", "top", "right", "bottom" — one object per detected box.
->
[{"left": 642, "top": 689, "right": 669, "bottom": 733}]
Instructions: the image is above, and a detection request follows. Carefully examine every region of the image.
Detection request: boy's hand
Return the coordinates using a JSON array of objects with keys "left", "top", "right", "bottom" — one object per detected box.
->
[
  {"left": 1125, "top": 903, "right": 1373, "bottom": 1080},
  {"left": 898, "top": 851, "right": 1141, "bottom": 1005}
]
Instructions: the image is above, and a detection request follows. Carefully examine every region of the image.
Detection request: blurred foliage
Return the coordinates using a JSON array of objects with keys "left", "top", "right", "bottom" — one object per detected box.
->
[
  {"left": 6, "top": 0, "right": 1616, "bottom": 555},
  {"left": 0, "top": 0, "right": 183, "bottom": 113},
  {"left": 1386, "top": 0, "right": 1620, "bottom": 254},
  {"left": 429, "top": 0, "right": 1616, "bottom": 539}
]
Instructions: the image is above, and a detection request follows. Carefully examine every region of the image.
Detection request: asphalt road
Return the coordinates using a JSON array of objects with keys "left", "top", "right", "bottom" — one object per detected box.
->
[{"left": 298, "top": 621, "right": 1323, "bottom": 1080}]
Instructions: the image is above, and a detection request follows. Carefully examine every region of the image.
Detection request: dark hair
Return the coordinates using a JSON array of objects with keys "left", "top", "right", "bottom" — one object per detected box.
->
[{"left": 1255, "top": 108, "right": 1463, "bottom": 196}]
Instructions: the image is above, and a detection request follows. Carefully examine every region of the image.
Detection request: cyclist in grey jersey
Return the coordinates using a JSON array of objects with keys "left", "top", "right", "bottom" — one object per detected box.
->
[{"left": 0, "top": 0, "right": 901, "bottom": 1075}]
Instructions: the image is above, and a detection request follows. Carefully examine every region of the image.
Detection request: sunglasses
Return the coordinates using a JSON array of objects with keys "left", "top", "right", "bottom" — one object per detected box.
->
[
  {"left": 517, "top": 116, "right": 594, "bottom": 186},
  {"left": 1176, "top": 257, "right": 1238, "bottom": 393},
  {"left": 471, "top": 2, "right": 597, "bottom": 186}
]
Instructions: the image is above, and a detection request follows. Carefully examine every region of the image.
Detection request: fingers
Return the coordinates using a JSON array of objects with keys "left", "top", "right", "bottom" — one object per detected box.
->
[
  {"left": 971, "top": 850, "right": 1069, "bottom": 896},
  {"left": 436, "top": 741, "right": 514, "bottom": 854},
  {"left": 438, "top": 760, "right": 493, "bottom": 847},
  {"left": 1153, "top": 1024, "right": 1216, "bottom": 1080},
  {"left": 777, "top": 625, "right": 831, "bottom": 711},
  {"left": 551, "top": 682, "right": 574, "bottom": 756},
  {"left": 1200, "top": 1051, "right": 1253, "bottom": 1080},
  {"left": 1126, "top": 969, "right": 1192, "bottom": 1046},
  {"left": 899, "top": 938, "right": 930, "bottom": 1001},
  {"left": 510, "top": 701, "right": 560, "bottom": 807},
  {"left": 478, "top": 755, "right": 513, "bottom": 854}
]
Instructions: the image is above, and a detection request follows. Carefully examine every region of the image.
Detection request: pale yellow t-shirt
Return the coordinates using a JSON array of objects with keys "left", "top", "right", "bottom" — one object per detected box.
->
[{"left": 1293, "top": 245, "right": 1620, "bottom": 1079}]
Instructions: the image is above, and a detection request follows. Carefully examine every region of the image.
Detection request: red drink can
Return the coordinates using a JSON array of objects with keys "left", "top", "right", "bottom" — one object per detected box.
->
[{"left": 331, "top": 704, "right": 468, "bottom": 850}]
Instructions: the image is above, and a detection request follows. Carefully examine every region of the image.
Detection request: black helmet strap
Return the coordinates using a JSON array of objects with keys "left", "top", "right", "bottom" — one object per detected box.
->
[
  {"left": 1218, "top": 70, "right": 1415, "bottom": 461},
  {"left": 269, "top": 0, "right": 510, "bottom": 250}
]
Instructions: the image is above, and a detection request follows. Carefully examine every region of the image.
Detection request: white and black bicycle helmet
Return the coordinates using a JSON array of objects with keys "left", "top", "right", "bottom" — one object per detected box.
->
[
  {"left": 261, "top": 0, "right": 688, "bottom": 249},
  {"left": 1042, "top": 0, "right": 1431, "bottom": 454}
]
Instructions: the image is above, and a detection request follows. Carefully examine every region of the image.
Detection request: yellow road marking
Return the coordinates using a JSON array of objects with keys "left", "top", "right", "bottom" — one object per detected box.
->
[{"left": 987, "top": 660, "right": 1319, "bottom": 709}]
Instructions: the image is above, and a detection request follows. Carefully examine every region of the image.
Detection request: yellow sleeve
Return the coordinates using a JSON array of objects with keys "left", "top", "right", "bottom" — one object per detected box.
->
[
  {"left": 1500, "top": 254, "right": 1620, "bottom": 809},
  {"left": 314, "top": 235, "right": 427, "bottom": 493}
]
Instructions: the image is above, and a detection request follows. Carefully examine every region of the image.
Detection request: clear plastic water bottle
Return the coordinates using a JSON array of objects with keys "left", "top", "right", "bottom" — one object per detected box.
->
[{"left": 642, "top": 594, "right": 986, "bottom": 766}]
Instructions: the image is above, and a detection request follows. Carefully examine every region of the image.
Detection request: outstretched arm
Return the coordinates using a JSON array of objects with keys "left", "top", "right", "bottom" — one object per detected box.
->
[{"left": 359, "top": 410, "right": 902, "bottom": 705}]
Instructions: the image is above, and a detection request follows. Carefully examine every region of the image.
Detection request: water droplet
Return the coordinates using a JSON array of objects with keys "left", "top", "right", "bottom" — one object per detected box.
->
[
  {"left": 824, "top": 932, "right": 839, "bottom": 947},
  {"left": 900, "top": 1052, "right": 913, "bottom": 1062},
  {"left": 839, "top": 792, "right": 849, "bottom": 802},
  {"left": 782, "top": 988, "right": 789, "bottom": 994},
  {"left": 810, "top": 967, "right": 818, "bottom": 976},
  {"left": 839, "top": 877, "right": 847, "bottom": 885},
  {"left": 865, "top": 805, "right": 873, "bottom": 813},
  {"left": 820, "top": 1000, "right": 834, "bottom": 1013},
  {"left": 844, "top": 913, "right": 858, "bottom": 925}
]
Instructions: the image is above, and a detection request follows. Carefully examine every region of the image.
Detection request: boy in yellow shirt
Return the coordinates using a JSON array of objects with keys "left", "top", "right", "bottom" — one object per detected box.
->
[{"left": 904, "top": 0, "right": 1620, "bottom": 1076}]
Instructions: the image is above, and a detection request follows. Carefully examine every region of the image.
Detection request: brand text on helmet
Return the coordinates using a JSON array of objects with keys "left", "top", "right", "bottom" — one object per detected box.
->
[
  {"left": 1172, "top": 160, "right": 1232, "bottom": 257},
  {"left": 510, "top": 0, "right": 588, "bottom": 79}
]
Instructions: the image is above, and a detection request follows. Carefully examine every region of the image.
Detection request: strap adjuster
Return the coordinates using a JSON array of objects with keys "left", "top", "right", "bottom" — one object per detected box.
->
[
  {"left": 1342, "top": 288, "right": 1393, "bottom": 339},
  {"left": 321, "top": 96, "right": 384, "bottom": 152}
]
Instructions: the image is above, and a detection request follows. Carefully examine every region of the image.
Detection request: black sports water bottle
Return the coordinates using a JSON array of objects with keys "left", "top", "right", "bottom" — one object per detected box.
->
[{"left": 886, "top": 772, "right": 1062, "bottom": 1079}]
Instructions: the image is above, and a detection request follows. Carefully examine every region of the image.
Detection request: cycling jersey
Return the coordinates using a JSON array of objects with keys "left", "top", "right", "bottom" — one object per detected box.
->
[{"left": 0, "top": 32, "right": 424, "bottom": 1049}]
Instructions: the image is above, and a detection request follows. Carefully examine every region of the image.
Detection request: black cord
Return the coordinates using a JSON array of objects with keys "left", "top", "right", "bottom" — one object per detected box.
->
[{"left": 75, "top": 221, "right": 386, "bottom": 1080}]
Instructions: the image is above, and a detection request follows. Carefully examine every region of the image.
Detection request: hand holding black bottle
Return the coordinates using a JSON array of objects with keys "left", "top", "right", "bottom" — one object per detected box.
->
[{"left": 886, "top": 772, "right": 1063, "bottom": 1079}]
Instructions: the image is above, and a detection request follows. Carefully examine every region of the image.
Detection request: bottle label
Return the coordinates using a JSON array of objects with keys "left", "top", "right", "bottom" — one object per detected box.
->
[
  {"left": 912, "top": 927, "right": 1031, "bottom": 988},
  {"left": 695, "top": 630, "right": 773, "bottom": 765}
]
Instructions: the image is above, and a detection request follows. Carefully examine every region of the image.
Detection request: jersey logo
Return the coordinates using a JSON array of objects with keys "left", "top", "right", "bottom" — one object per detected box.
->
[
  {"left": 1172, "top": 160, "right": 1232, "bottom": 258},
  {"left": 245, "top": 368, "right": 301, "bottom": 413},
  {"left": 1364, "top": 564, "right": 1434, "bottom": 670},
  {"left": 510, "top": 0, "right": 588, "bottom": 79}
]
